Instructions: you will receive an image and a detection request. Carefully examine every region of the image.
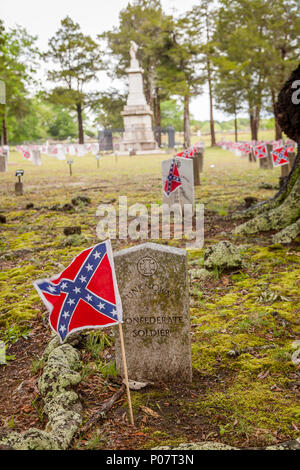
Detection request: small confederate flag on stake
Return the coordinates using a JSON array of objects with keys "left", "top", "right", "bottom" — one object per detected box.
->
[
  {"left": 164, "top": 158, "right": 182, "bottom": 197},
  {"left": 254, "top": 143, "right": 268, "bottom": 159},
  {"left": 33, "top": 240, "right": 122, "bottom": 343},
  {"left": 271, "top": 146, "right": 289, "bottom": 167}
]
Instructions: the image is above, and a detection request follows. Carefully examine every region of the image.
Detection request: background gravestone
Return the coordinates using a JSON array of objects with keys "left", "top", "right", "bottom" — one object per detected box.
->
[
  {"left": 190, "top": 153, "right": 200, "bottom": 186},
  {"left": 114, "top": 243, "right": 192, "bottom": 383},
  {"left": 32, "top": 149, "right": 41, "bottom": 166},
  {"left": 259, "top": 144, "right": 273, "bottom": 169},
  {"left": 162, "top": 157, "right": 194, "bottom": 212},
  {"left": 195, "top": 145, "right": 205, "bottom": 173},
  {"left": 0, "top": 155, "right": 7, "bottom": 172}
]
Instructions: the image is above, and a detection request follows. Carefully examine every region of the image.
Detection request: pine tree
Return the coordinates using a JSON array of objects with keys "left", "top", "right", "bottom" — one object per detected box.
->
[
  {"left": 0, "top": 21, "right": 38, "bottom": 145},
  {"left": 45, "top": 17, "right": 103, "bottom": 144}
]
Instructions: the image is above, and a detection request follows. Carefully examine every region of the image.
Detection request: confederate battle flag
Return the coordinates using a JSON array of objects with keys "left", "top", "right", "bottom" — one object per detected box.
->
[
  {"left": 33, "top": 240, "right": 122, "bottom": 343},
  {"left": 254, "top": 143, "right": 268, "bottom": 159},
  {"left": 164, "top": 158, "right": 182, "bottom": 197},
  {"left": 176, "top": 146, "right": 197, "bottom": 158},
  {"left": 271, "top": 146, "right": 289, "bottom": 167}
]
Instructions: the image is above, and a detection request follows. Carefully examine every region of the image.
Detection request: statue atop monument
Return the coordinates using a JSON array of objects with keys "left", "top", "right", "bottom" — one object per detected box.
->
[{"left": 129, "top": 41, "right": 139, "bottom": 69}]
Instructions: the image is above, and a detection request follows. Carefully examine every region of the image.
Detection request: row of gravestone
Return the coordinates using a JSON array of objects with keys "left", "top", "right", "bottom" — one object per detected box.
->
[
  {"left": 247, "top": 144, "right": 297, "bottom": 188},
  {"left": 0, "top": 148, "right": 42, "bottom": 173},
  {"left": 241, "top": 143, "right": 297, "bottom": 174}
]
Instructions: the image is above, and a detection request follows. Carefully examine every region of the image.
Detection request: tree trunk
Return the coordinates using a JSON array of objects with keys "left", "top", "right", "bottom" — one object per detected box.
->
[
  {"left": 207, "top": 60, "right": 216, "bottom": 147},
  {"left": 234, "top": 149, "right": 300, "bottom": 242},
  {"left": 183, "top": 94, "right": 191, "bottom": 148},
  {"left": 145, "top": 61, "right": 154, "bottom": 113},
  {"left": 271, "top": 88, "right": 282, "bottom": 140},
  {"left": 76, "top": 103, "right": 84, "bottom": 144},
  {"left": 155, "top": 87, "right": 161, "bottom": 147},
  {"left": 249, "top": 107, "right": 260, "bottom": 141},
  {"left": 234, "top": 64, "right": 300, "bottom": 243},
  {"left": 2, "top": 116, "right": 8, "bottom": 145},
  {"left": 234, "top": 112, "right": 238, "bottom": 143},
  {"left": 205, "top": 9, "right": 216, "bottom": 148}
]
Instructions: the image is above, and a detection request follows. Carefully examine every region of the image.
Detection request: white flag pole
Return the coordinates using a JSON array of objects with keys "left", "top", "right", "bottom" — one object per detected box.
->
[{"left": 118, "top": 322, "right": 134, "bottom": 426}]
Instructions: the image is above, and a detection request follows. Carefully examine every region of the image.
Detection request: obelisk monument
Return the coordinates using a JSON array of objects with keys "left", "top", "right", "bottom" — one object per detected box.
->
[{"left": 119, "top": 41, "right": 157, "bottom": 153}]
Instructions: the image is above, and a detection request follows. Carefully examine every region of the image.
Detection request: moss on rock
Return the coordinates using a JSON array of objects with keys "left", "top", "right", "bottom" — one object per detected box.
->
[
  {"left": 0, "top": 340, "right": 82, "bottom": 450},
  {"left": 153, "top": 442, "right": 238, "bottom": 450},
  {"left": 204, "top": 241, "right": 243, "bottom": 271}
]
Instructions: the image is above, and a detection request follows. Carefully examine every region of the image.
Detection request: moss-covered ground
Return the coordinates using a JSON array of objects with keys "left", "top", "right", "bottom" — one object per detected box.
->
[{"left": 0, "top": 147, "right": 299, "bottom": 449}]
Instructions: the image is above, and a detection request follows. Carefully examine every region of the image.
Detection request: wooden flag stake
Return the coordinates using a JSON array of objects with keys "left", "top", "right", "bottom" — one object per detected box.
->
[{"left": 118, "top": 322, "right": 134, "bottom": 426}]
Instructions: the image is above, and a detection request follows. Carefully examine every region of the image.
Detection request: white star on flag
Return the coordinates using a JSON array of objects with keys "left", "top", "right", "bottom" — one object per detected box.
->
[
  {"left": 60, "top": 325, "right": 66, "bottom": 333},
  {"left": 48, "top": 286, "right": 56, "bottom": 292},
  {"left": 98, "top": 302, "right": 105, "bottom": 310},
  {"left": 61, "top": 282, "right": 68, "bottom": 290},
  {"left": 68, "top": 298, "right": 75, "bottom": 306},
  {"left": 111, "top": 309, "right": 117, "bottom": 317},
  {"left": 86, "top": 264, "right": 93, "bottom": 272},
  {"left": 93, "top": 251, "right": 101, "bottom": 259},
  {"left": 63, "top": 311, "right": 70, "bottom": 319},
  {"left": 86, "top": 294, "right": 92, "bottom": 302},
  {"left": 74, "top": 287, "right": 81, "bottom": 294},
  {"left": 79, "top": 276, "right": 86, "bottom": 283}
]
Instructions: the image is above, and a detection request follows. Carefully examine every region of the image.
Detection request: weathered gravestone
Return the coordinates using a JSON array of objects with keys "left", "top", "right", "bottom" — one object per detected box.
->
[
  {"left": 114, "top": 243, "right": 192, "bottom": 383},
  {"left": 196, "top": 146, "right": 205, "bottom": 173},
  {"left": 162, "top": 157, "right": 194, "bottom": 213},
  {"left": 32, "top": 149, "right": 41, "bottom": 166},
  {"left": 0, "top": 155, "right": 7, "bottom": 172},
  {"left": 191, "top": 146, "right": 205, "bottom": 186},
  {"left": 190, "top": 153, "right": 200, "bottom": 186},
  {"left": 280, "top": 151, "right": 296, "bottom": 187},
  {"left": 259, "top": 144, "right": 273, "bottom": 169}
]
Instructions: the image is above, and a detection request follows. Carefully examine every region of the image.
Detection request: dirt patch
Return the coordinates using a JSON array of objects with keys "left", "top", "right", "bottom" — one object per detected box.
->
[{"left": 0, "top": 318, "right": 51, "bottom": 432}]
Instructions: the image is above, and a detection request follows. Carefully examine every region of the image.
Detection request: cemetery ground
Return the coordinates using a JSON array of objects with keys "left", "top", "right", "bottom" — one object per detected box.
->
[{"left": 0, "top": 143, "right": 299, "bottom": 450}]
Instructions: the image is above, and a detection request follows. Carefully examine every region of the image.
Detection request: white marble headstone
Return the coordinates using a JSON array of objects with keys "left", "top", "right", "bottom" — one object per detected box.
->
[{"left": 162, "top": 157, "right": 194, "bottom": 212}]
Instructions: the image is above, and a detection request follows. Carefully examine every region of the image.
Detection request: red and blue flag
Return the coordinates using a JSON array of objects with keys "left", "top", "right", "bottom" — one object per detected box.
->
[
  {"left": 254, "top": 143, "right": 268, "bottom": 159},
  {"left": 271, "top": 146, "right": 289, "bottom": 167},
  {"left": 164, "top": 158, "right": 182, "bottom": 197},
  {"left": 176, "top": 146, "right": 197, "bottom": 159},
  {"left": 33, "top": 240, "right": 122, "bottom": 343}
]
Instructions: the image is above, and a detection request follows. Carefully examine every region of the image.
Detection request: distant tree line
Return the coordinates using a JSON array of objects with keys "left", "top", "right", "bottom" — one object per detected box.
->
[{"left": 0, "top": 0, "right": 299, "bottom": 146}]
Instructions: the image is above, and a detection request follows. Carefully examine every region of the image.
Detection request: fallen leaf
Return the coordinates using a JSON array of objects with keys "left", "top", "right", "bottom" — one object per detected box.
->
[
  {"left": 258, "top": 370, "right": 270, "bottom": 379},
  {"left": 292, "top": 422, "right": 299, "bottom": 432},
  {"left": 140, "top": 405, "right": 160, "bottom": 419}
]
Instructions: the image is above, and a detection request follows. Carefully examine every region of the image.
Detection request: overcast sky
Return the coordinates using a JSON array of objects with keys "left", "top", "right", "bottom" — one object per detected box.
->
[{"left": 1, "top": 0, "right": 229, "bottom": 121}]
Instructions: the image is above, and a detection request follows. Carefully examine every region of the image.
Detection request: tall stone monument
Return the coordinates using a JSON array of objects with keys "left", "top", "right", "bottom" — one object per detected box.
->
[{"left": 119, "top": 42, "right": 157, "bottom": 153}]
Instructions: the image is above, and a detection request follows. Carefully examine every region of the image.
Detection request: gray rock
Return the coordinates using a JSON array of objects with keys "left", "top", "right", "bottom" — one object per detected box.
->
[
  {"left": 204, "top": 241, "right": 243, "bottom": 271},
  {"left": 0, "top": 339, "right": 82, "bottom": 450},
  {"left": 191, "top": 268, "right": 212, "bottom": 281},
  {"left": 153, "top": 441, "right": 238, "bottom": 450},
  {"left": 266, "top": 438, "right": 300, "bottom": 450}
]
